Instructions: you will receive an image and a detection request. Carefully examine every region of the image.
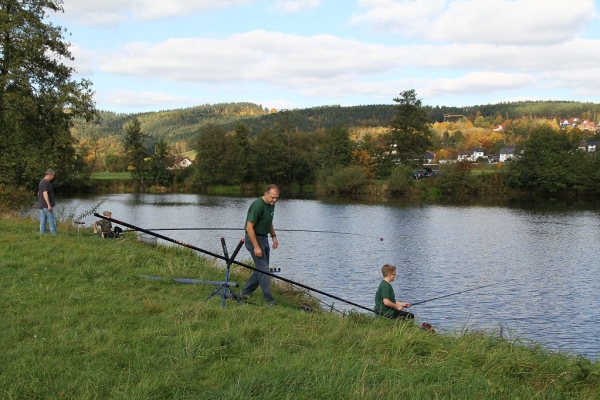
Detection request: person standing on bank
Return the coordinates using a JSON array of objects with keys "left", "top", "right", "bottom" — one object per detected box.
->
[
  {"left": 240, "top": 184, "right": 280, "bottom": 305},
  {"left": 38, "top": 169, "right": 57, "bottom": 235}
]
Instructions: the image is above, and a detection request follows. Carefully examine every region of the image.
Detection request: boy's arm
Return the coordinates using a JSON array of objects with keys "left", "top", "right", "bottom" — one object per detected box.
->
[
  {"left": 93, "top": 221, "right": 98, "bottom": 234},
  {"left": 383, "top": 298, "right": 406, "bottom": 310}
]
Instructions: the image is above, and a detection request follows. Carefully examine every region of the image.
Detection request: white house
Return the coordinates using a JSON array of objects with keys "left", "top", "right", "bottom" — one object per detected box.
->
[
  {"left": 170, "top": 157, "right": 193, "bottom": 170},
  {"left": 499, "top": 147, "right": 516, "bottom": 162},
  {"left": 457, "top": 148, "right": 485, "bottom": 162}
]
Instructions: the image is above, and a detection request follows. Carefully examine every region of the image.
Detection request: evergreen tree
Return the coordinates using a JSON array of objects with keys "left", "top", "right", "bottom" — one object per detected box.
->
[
  {"left": 387, "top": 89, "right": 432, "bottom": 168},
  {"left": 124, "top": 118, "right": 151, "bottom": 189},
  {"left": 149, "top": 139, "right": 173, "bottom": 186},
  {"left": 0, "top": 0, "right": 96, "bottom": 190}
]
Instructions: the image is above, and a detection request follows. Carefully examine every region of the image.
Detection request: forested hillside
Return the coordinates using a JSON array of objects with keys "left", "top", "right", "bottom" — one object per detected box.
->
[
  {"left": 70, "top": 100, "right": 600, "bottom": 181},
  {"left": 73, "top": 100, "right": 600, "bottom": 146}
]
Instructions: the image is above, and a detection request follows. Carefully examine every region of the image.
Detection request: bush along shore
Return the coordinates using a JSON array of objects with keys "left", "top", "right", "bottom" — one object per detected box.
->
[{"left": 2, "top": 217, "right": 599, "bottom": 399}]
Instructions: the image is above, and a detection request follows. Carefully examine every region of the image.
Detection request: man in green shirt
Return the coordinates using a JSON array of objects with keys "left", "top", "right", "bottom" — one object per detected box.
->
[
  {"left": 375, "top": 264, "right": 414, "bottom": 320},
  {"left": 240, "top": 184, "right": 280, "bottom": 305}
]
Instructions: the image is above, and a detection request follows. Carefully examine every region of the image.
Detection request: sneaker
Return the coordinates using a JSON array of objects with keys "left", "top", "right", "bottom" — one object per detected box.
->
[
  {"left": 266, "top": 300, "right": 277, "bottom": 306},
  {"left": 240, "top": 294, "right": 250, "bottom": 301}
]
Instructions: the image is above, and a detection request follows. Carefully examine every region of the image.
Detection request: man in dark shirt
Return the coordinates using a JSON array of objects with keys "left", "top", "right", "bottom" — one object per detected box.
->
[
  {"left": 240, "top": 184, "right": 280, "bottom": 305},
  {"left": 38, "top": 169, "right": 57, "bottom": 235}
]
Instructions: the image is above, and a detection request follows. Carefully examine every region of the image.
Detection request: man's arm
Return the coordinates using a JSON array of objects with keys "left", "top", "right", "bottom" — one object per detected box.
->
[
  {"left": 43, "top": 191, "right": 52, "bottom": 211},
  {"left": 269, "top": 224, "right": 278, "bottom": 249},
  {"left": 246, "top": 221, "right": 263, "bottom": 257}
]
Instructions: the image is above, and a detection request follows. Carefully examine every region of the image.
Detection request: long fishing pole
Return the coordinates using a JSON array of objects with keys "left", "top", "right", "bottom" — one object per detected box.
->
[
  {"left": 123, "top": 227, "right": 384, "bottom": 241},
  {"left": 95, "top": 213, "right": 377, "bottom": 314},
  {"left": 411, "top": 282, "right": 500, "bottom": 306}
]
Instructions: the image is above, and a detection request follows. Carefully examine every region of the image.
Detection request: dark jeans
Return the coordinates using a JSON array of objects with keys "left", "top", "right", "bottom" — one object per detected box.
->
[
  {"left": 391, "top": 309, "right": 415, "bottom": 320},
  {"left": 241, "top": 234, "right": 273, "bottom": 302}
]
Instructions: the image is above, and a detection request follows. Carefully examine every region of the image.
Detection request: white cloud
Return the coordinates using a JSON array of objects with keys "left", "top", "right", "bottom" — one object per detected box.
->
[
  {"left": 273, "top": 0, "right": 321, "bottom": 13},
  {"left": 422, "top": 72, "right": 537, "bottom": 98},
  {"left": 351, "top": 0, "right": 597, "bottom": 45},
  {"left": 68, "top": 44, "right": 96, "bottom": 76},
  {"left": 104, "top": 90, "right": 194, "bottom": 107},
  {"left": 60, "top": 0, "right": 255, "bottom": 25},
  {"left": 98, "top": 30, "right": 405, "bottom": 85}
]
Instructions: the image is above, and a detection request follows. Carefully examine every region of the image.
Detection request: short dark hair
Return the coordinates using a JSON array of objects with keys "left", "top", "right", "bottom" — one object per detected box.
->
[{"left": 265, "top": 184, "right": 280, "bottom": 193}]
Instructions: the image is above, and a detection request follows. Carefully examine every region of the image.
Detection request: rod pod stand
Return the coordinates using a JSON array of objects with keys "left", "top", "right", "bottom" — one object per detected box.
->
[{"left": 204, "top": 237, "right": 245, "bottom": 308}]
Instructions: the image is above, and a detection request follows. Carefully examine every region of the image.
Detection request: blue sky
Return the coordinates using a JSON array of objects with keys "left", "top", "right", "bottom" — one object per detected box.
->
[{"left": 52, "top": 0, "right": 600, "bottom": 113}]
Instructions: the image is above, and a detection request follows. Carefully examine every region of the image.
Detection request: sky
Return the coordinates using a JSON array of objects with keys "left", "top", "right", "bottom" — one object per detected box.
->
[{"left": 51, "top": 0, "right": 600, "bottom": 114}]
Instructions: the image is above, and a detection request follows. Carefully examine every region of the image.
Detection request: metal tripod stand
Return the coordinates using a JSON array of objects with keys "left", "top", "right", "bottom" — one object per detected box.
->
[{"left": 204, "top": 237, "right": 245, "bottom": 308}]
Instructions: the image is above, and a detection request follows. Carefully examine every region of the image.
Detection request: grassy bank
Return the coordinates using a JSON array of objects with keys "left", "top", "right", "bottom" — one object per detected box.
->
[{"left": 2, "top": 218, "right": 598, "bottom": 399}]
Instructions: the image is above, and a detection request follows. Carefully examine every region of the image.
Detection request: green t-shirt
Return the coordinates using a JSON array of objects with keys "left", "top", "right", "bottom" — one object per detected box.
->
[
  {"left": 245, "top": 197, "right": 275, "bottom": 236},
  {"left": 375, "top": 280, "right": 396, "bottom": 317},
  {"left": 96, "top": 219, "right": 112, "bottom": 234}
]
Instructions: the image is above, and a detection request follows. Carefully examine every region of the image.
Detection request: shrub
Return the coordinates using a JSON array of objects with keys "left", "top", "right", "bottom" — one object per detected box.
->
[
  {"left": 388, "top": 165, "right": 414, "bottom": 195},
  {"left": 324, "top": 166, "right": 370, "bottom": 195},
  {"left": 0, "top": 184, "right": 33, "bottom": 213}
]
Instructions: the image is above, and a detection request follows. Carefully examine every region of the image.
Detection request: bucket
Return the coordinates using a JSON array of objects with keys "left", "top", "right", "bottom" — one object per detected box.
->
[{"left": 138, "top": 232, "right": 157, "bottom": 245}]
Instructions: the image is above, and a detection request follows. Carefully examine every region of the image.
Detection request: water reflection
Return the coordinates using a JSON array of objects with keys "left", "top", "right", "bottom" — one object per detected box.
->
[{"left": 62, "top": 193, "right": 600, "bottom": 359}]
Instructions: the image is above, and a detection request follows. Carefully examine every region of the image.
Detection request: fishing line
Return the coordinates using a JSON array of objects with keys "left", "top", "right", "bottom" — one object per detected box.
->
[
  {"left": 124, "top": 227, "right": 384, "bottom": 241},
  {"left": 410, "top": 282, "right": 501, "bottom": 306},
  {"left": 95, "top": 213, "right": 377, "bottom": 314}
]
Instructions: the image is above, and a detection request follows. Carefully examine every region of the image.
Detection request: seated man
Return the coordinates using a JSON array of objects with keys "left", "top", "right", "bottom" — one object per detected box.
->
[{"left": 92, "top": 211, "right": 121, "bottom": 239}]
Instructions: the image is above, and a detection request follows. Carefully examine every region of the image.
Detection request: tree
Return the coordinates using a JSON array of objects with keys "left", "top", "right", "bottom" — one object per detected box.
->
[
  {"left": 506, "top": 124, "right": 589, "bottom": 192},
  {"left": 193, "top": 123, "right": 229, "bottom": 186},
  {"left": 0, "top": 0, "right": 96, "bottom": 191},
  {"left": 317, "top": 125, "right": 353, "bottom": 170},
  {"left": 148, "top": 138, "right": 173, "bottom": 186},
  {"left": 124, "top": 118, "right": 151, "bottom": 189},
  {"left": 387, "top": 89, "right": 432, "bottom": 167},
  {"left": 253, "top": 129, "right": 288, "bottom": 184}
]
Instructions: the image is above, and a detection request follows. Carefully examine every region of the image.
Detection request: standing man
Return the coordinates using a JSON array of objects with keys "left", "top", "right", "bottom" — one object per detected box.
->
[
  {"left": 240, "top": 184, "right": 280, "bottom": 305},
  {"left": 38, "top": 169, "right": 57, "bottom": 235}
]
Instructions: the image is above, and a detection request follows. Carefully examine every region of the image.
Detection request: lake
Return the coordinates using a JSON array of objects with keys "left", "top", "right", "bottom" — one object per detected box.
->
[{"left": 60, "top": 193, "right": 600, "bottom": 359}]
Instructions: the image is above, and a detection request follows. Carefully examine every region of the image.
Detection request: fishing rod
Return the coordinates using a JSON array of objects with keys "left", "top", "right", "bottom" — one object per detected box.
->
[
  {"left": 123, "top": 227, "right": 384, "bottom": 241},
  {"left": 95, "top": 213, "right": 377, "bottom": 314},
  {"left": 410, "top": 282, "right": 500, "bottom": 306}
]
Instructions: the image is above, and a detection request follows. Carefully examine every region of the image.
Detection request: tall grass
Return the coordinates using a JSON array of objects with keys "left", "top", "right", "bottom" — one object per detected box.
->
[{"left": 1, "top": 218, "right": 599, "bottom": 399}]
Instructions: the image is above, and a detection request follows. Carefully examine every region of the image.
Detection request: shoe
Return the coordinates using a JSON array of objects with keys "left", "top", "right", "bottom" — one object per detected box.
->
[
  {"left": 240, "top": 294, "right": 250, "bottom": 301},
  {"left": 266, "top": 300, "right": 277, "bottom": 306}
]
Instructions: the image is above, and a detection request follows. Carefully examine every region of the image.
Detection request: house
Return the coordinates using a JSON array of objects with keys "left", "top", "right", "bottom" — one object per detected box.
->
[
  {"left": 499, "top": 147, "right": 516, "bottom": 162},
  {"left": 170, "top": 157, "right": 193, "bottom": 170},
  {"left": 457, "top": 148, "right": 485, "bottom": 162},
  {"left": 579, "top": 141, "right": 598, "bottom": 152},
  {"left": 493, "top": 124, "right": 504, "bottom": 132}
]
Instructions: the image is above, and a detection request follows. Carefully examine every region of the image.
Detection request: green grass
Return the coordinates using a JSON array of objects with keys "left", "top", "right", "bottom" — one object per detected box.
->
[
  {"left": 91, "top": 171, "right": 132, "bottom": 180},
  {"left": 2, "top": 218, "right": 599, "bottom": 399}
]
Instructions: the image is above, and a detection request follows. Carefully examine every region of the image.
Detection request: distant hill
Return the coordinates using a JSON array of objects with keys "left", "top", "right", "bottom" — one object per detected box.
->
[{"left": 73, "top": 100, "right": 600, "bottom": 146}]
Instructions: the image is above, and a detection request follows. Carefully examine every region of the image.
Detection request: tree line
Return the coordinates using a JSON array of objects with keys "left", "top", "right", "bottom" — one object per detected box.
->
[{"left": 3, "top": 0, "right": 600, "bottom": 210}]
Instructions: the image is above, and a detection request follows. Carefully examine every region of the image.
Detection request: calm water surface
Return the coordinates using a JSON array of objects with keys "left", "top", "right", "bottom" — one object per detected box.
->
[{"left": 61, "top": 193, "right": 600, "bottom": 359}]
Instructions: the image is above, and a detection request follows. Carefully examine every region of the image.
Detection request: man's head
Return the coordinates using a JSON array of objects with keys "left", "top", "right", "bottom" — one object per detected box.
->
[
  {"left": 44, "top": 169, "right": 55, "bottom": 180},
  {"left": 102, "top": 211, "right": 112, "bottom": 217},
  {"left": 382, "top": 264, "right": 397, "bottom": 277},
  {"left": 263, "top": 184, "right": 280, "bottom": 205}
]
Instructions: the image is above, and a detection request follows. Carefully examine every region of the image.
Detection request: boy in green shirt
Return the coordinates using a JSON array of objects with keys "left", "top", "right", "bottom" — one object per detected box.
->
[{"left": 375, "top": 264, "right": 414, "bottom": 320}]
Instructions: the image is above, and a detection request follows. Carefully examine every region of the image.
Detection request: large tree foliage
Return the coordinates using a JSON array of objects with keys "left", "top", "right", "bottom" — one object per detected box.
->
[
  {"left": 505, "top": 124, "right": 596, "bottom": 192},
  {"left": 0, "top": 0, "right": 95, "bottom": 190},
  {"left": 124, "top": 118, "right": 151, "bottom": 189},
  {"left": 386, "top": 89, "right": 432, "bottom": 169},
  {"left": 317, "top": 125, "right": 353, "bottom": 170}
]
